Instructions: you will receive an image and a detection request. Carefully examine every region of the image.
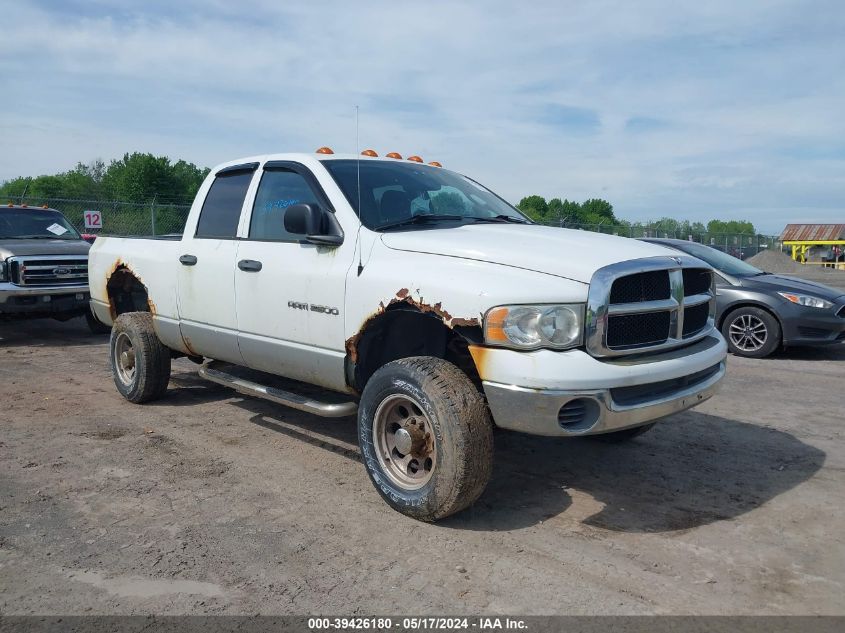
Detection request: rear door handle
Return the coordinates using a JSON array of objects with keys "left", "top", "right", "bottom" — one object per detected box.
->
[
  {"left": 238, "top": 259, "right": 262, "bottom": 272},
  {"left": 179, "top": 254, "right": 198, "bottom": 266}
]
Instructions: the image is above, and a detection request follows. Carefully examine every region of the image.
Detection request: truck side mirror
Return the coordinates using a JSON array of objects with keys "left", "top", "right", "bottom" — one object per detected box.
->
[{"left": 284, "top": 203, "right": 343, "bottom": 246}]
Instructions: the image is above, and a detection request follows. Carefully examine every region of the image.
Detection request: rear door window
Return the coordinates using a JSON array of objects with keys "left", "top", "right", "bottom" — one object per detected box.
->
[{"left": 195, "top": 170, "right": 254, "bottom": 238}]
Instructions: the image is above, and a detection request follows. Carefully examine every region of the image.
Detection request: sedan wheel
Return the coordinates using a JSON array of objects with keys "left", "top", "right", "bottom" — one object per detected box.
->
[
  {"left": 728, "top": 313, "right": 768, "bottom": 352},
  {"left": 721, "top": 307, "right": 781, "bottom": 358}
]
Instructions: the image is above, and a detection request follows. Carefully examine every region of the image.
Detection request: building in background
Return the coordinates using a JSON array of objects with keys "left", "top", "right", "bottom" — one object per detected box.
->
[{"left": 780, "top": 224, "right": 845, "bottom": 268}]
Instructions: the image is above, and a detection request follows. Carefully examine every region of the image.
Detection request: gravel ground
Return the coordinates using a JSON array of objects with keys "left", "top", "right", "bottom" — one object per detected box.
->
[
  {"left": 1, "top": 318, "right": 843, "bottom": 615},
  {"left": 746, "top": 250, "right": 845, "bottom": 288}
]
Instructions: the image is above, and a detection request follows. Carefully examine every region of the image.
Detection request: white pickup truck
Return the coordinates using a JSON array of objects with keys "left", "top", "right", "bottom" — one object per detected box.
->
[{"left": 89, "top": 149, "right": 727, "bottom": 520}]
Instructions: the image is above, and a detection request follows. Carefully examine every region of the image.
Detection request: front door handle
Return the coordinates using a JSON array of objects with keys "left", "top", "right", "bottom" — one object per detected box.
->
[
  {"left": 179, "top": 254, "right": 198, "bottom": 266},
  {"left": 238, "top": 259, "right": 263, "bottom": 272}
]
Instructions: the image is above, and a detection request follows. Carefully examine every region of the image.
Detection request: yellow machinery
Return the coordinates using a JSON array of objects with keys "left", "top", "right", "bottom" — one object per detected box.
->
[{"left": 780, "top": 224, "right": 845, "bottom": 268}]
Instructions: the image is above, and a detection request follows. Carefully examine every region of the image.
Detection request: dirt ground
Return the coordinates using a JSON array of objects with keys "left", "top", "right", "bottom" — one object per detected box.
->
[{"left": 1, "top": 318, "right": 843, "bottom": 615}]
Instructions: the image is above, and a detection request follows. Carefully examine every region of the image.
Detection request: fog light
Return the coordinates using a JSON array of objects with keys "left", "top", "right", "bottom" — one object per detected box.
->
[
  {"left": 76, "top": 293, "right": 84, "bottom": 300},
  {"left": 557, "top": 398, "right": 600, "bottom": 432},
  {"left": 42, "top": 295, "right": 51, "bottom": 303}
]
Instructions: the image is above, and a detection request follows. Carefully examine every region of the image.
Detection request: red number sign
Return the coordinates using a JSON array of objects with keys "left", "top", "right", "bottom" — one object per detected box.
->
[{"left": 84, "top": 211, "right": 102, "bottom": 229}]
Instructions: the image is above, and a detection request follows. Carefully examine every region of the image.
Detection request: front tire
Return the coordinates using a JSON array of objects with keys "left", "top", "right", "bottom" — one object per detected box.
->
[
  {"left": 109, "top": 312, "right": 171, "bottom": 403},
  {"left": 358, "top": 357, "right": 493, "bottom": 521},
  {"left": 721, "top": 306, "right": 781, "bottom": 358}
]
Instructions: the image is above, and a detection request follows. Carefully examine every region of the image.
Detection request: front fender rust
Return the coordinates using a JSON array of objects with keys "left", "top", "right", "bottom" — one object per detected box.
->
[
  {"left": 467, "top": 345, "right": 491, "bottom": 382},
  {"left": 344, "top": 288, "right": 482, "bottom": 364}
]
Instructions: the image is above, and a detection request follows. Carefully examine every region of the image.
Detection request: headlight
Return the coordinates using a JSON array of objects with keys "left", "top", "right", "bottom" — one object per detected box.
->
[
  {"left": 777, "top": 292, "right": 832, "bottom": 309},
  {"left": 0, "top": 260, "right": 7, "bottom": 282},
  {"left": 484, "top": 304, "right": 584, "bottom": 350}
]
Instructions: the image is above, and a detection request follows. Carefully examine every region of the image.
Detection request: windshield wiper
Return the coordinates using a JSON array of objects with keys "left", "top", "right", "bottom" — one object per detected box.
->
[
  {"left": 468, "top": 214, "right": 530, "bottom": 224},
  {"left": 375, "top": 214, "right": 466, "bottom": 231}
]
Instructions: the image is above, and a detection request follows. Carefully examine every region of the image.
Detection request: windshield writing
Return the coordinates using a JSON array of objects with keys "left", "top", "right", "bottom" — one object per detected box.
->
[{"left": 322, "top": 160, "right": 529, "bottom": 230}]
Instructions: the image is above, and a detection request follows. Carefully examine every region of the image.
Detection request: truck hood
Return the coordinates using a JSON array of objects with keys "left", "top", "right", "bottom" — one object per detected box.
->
[
  {"left": 380, "top": 224, "right": 679, "bottom": 283},
  {"left": 0, "top": 239, "right": 90, "bottom": 260}
]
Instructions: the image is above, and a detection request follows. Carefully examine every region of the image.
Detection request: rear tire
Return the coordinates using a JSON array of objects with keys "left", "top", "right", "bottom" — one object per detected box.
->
[
  {"left": 592, "top": 423, "right": 656, "bottom": 443},
  {"left": 721, "top": 306, "right": 781, "bottom": 358},
  {"left": 109, "top": 312, "right": 171, "bottom": 403},
  {"left": 358, "top": 357, "right": 493, "bottom": 521}
]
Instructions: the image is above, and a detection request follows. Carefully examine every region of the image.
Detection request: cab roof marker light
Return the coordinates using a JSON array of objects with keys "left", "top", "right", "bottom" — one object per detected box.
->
[
  {"left": 315, "top": 146, "right": 334, "bottom": 154},
  {"left": 428, "top": 161, "right": 442, "bottom": 167},
  {"left": 361, "top": 149, "right": 378, "bottom": 157},
  {"left": 407, "top": 155, "right": 423, "bottom": 163},
  {"left": 385, "top": 152, "right": 403, "bottom": 159}
]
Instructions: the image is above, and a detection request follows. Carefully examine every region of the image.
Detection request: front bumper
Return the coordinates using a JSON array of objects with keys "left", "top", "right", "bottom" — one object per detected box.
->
[
  {"left": 0, "top": 282, "right": 90, "bottom": 317},
  {"left": 472, "top": 332, "right": 727, "bottom": 437},
  {"left": 780, "top": 299, "right": 845, "bottom": 347}
]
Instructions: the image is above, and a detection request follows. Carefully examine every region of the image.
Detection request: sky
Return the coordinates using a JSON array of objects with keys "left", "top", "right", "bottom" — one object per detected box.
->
[{"left": 1, "top": 0, "right": 843, "bottom": 234}]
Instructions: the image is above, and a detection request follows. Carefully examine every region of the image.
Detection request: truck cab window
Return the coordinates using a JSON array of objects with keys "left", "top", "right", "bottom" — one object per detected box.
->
[
  {"left": 249, "top": 170, "right": 321, "bottom": 241},
  {"left": 195, "top": 171, "right": 254, "bottom": 238}
]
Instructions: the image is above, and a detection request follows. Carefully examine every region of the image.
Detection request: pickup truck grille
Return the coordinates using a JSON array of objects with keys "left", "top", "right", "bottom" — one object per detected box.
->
[
  {"left": 8, "top": 255, "right": 89, "bottom": 287},
  {"left": 586, "top": 257, "right": 715, "bottom": 357},
  {"left": 609, "top": 270, "right": 670, "bottom": 303},
  {"left": 606, "top": 311, "right": 671, "bottom": 348}
]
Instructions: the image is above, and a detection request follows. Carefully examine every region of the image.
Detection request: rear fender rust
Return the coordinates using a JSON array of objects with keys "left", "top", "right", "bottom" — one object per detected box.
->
[
  {"left": 345, "top": 288, "right": 482, "bottom": 366},
  {"left": 106, "top": 262, "right": 191, "bottom": 355},
  {"left": 106, "top": 260, "right": 144, "bottom": 320},
  {"left": 105, "top": 260, "right": 157, "bottom": 319}
]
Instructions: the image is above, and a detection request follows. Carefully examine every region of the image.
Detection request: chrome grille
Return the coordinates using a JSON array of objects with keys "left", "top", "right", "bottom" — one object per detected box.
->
[
  {"left": 682, "top": 302, "right": 710, "bottom": 337},
  {"left": 683, "top": 268, "right": 711, "bottom": 296},
  {"left": 8, "top": 255, "right": 89, "bottom": 287},
  {"left": 586, "top": 256, "right": 715, "bottom": 357},
  {"left": 609, "top": 270, "right": 670, "bottom": 303},
  {"left": 606, "top": 311, "right": 671, "bottom": 349}
]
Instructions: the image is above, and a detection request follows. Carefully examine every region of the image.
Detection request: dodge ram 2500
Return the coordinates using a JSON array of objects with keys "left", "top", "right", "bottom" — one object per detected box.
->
[{"left": 88, "top": 149, "right": 727, "bottom": 521}]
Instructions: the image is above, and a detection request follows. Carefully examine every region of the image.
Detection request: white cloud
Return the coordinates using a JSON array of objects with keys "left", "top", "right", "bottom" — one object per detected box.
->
[{"left": 0, "top": 0, "right": 843, "bottom": 233}]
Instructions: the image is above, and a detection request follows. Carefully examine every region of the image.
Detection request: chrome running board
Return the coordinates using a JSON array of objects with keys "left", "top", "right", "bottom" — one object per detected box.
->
[{"left": 198, "top": 361, "right": 358, "bottom": 418}]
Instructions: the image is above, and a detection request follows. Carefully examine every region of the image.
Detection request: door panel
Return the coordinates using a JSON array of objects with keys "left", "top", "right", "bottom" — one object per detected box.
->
[
  {"left": 235, "top": 164, "right": 354, "bottom": 392},
  {"left": 177, "top": 166, "right": 256, "bottom": 363},
  {"left": 178, "top": 239, "right": 242, "bottom": 363}
]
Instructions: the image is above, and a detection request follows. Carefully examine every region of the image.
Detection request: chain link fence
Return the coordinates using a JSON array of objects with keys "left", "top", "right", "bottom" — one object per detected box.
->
[
  {"left": 537, "top": 220, "right": 781, "bottom": 260},
  {"left": 5, "top": 193, "right": 782, "bottom": 261},
  {"left": 5, "top": 194, "right": 192, "bottom": 236}
]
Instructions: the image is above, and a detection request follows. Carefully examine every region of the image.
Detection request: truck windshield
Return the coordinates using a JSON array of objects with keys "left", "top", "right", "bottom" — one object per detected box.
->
[
  {"left": 0, "top": 209, "right": 81, "bottom": 240},
  {"left": 322, "top": 160, "right": 530, "bottom": 230}
]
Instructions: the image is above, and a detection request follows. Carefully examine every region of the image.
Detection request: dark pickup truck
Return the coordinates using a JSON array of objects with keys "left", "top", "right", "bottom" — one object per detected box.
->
[{"left": 0, "top": 204, "right": 108, "bottom": 332}]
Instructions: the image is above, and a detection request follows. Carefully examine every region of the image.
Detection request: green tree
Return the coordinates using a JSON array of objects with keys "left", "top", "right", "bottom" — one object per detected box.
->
[
  {"left": 0, "top": 154, "right": 208, "bottom": 204},
  {"left": 707, "top": 219, "right": 756, "bottom": 235},
  {"left": 580, "top": 198, "right": 616, "bottom": 224},
  {"left": 430, "top": 191, "right": 467, "bottom": 215},
  {"left": 102, "top": 153, "right": 177, "bottom": 202},
  {"left": 547, "top": 197, "right": 564, "bottom": 222},
  {"left": 516, "top": 195, "right": 549, "bottom": 221}
]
